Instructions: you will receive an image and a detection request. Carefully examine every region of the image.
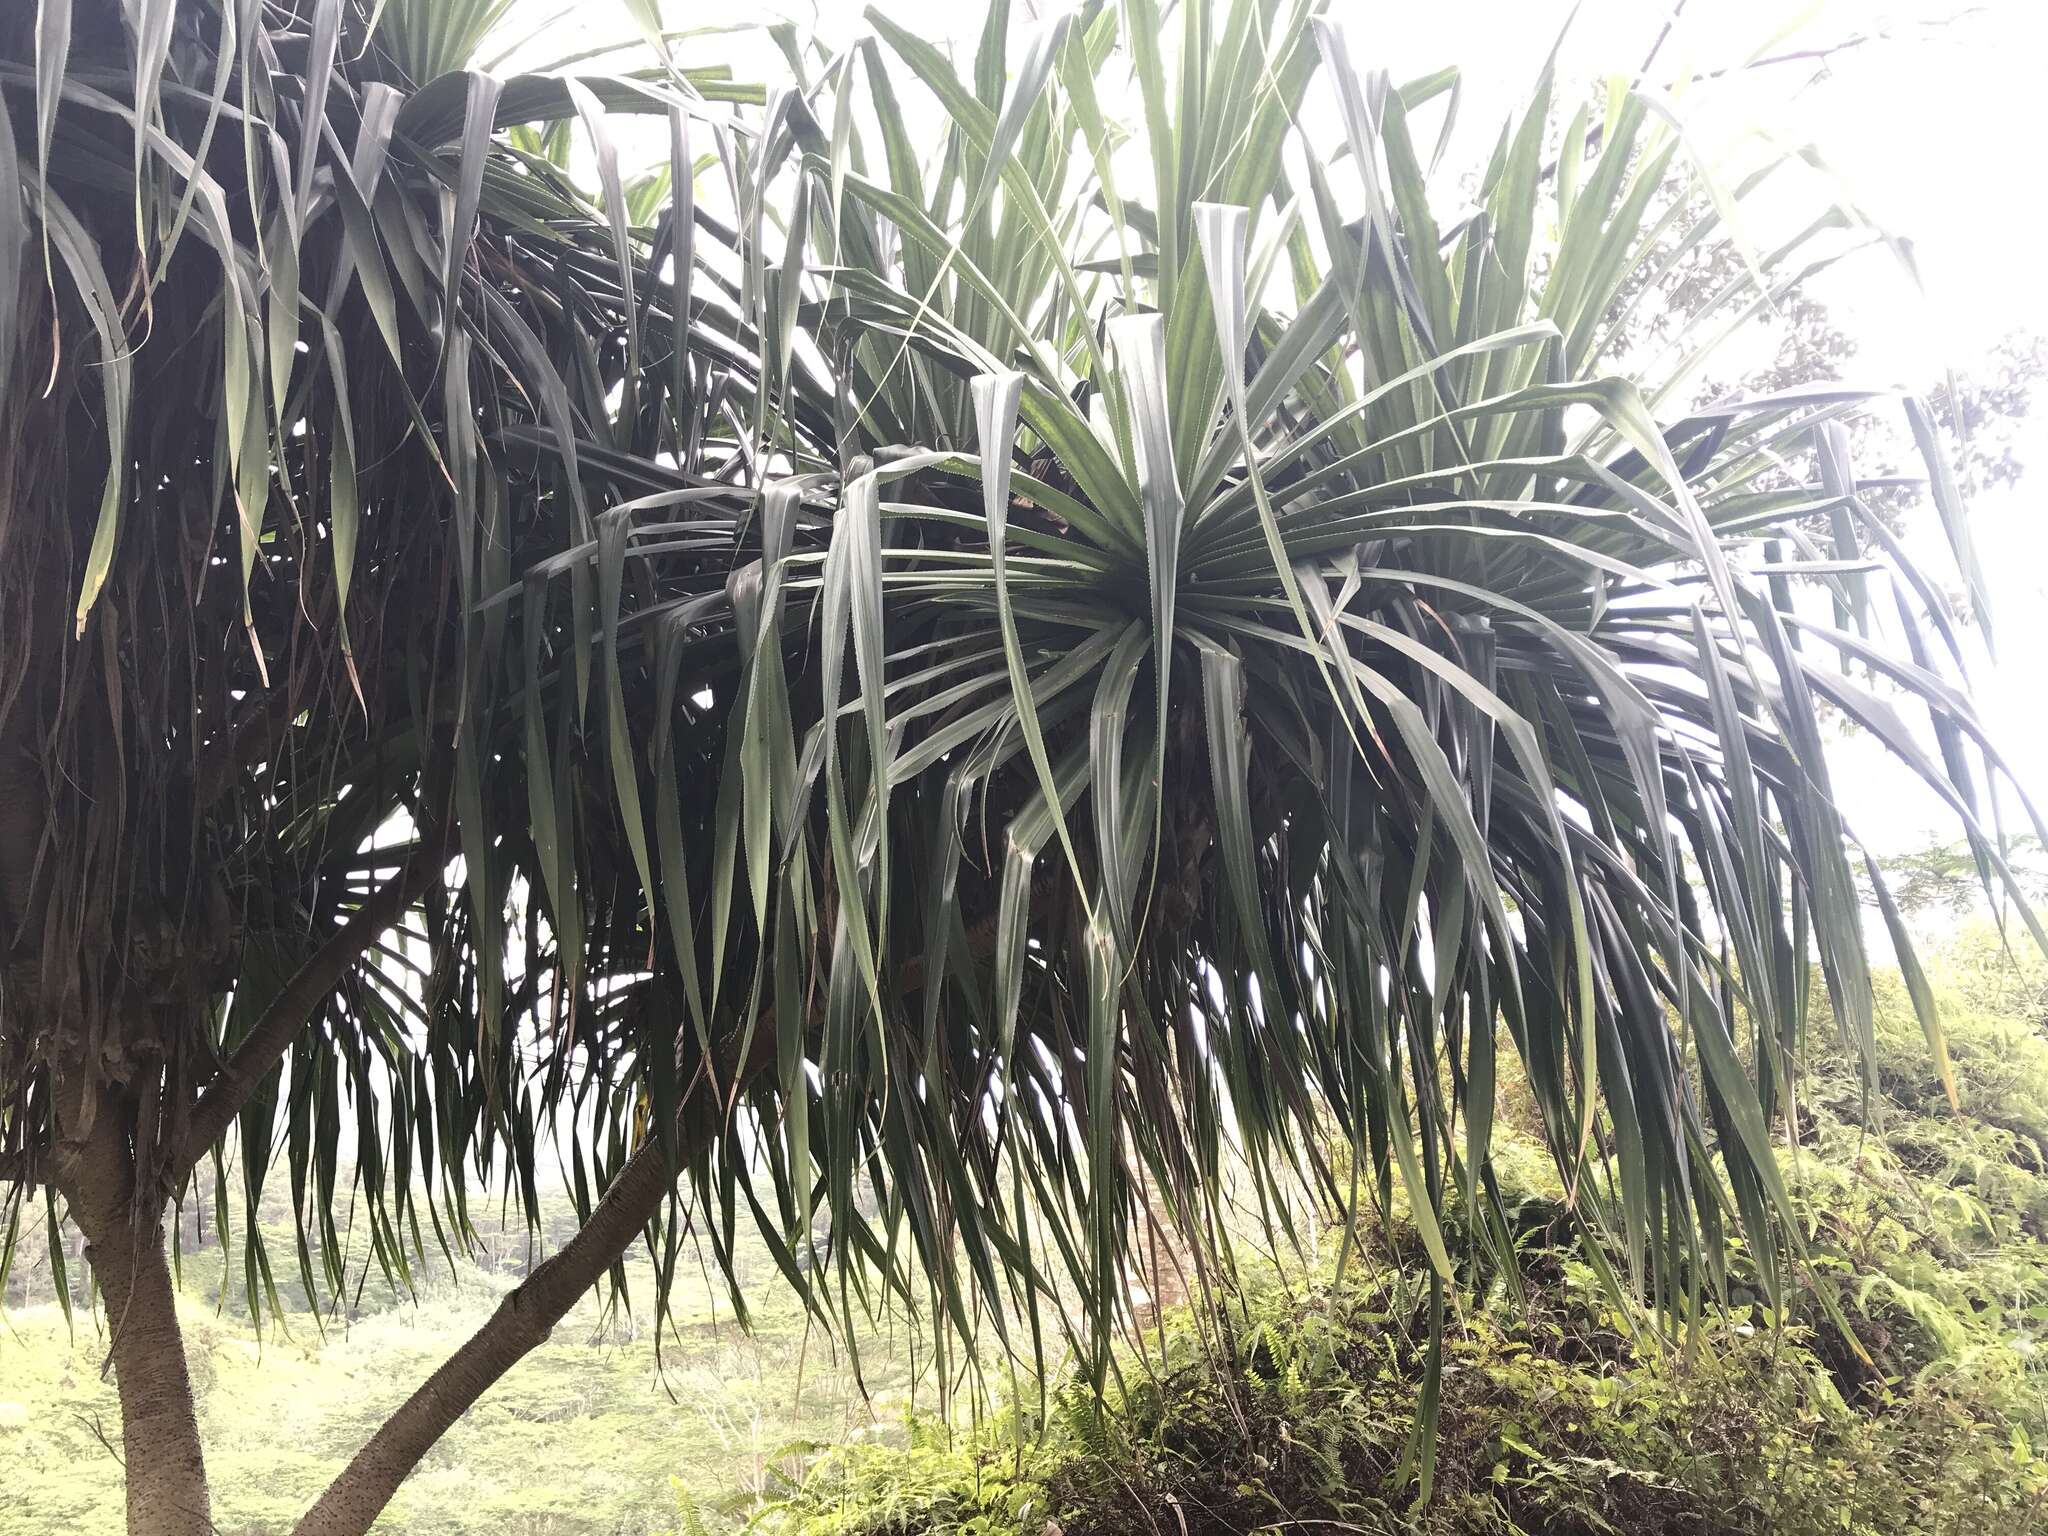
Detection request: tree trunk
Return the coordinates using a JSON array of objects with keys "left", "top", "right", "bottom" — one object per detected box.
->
[
  {"left": 89, "top": 1207, "right": 213, "bottom": 1536},
  {"left": 292, "top": 1135, "right": 674, "bottom": 1536},
  {"left": 55, "top": 1088, "right": 212, "bottom": 1536}
]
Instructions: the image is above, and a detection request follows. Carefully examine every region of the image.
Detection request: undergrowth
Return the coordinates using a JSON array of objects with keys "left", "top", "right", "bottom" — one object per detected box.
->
[{"left": 728, "top": 926, "right": 2048, "bottom": 1535}]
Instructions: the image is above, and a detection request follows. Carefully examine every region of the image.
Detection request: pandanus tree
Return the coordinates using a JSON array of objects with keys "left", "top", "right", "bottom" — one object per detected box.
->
[
  {"left": 0, "top": 0, "right": 782, "bottom": 1528},
  {"left": 1, "top": 0, "right": 2036, "bottom": 1532}
]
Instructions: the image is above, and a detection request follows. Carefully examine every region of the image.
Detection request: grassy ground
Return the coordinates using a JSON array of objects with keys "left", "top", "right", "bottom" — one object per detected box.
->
[
  {"left": 751, "top": 926, "right": 2048, "bottom": 1535},
  {"left": 4, "top": 924, "right": 2046, "bottom": 1534},
  {"left": 1, "top": 1198, "right": 933, "bottom": 1534}
]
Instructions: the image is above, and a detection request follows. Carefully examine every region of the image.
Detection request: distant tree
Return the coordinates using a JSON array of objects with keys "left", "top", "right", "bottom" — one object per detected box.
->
[
  {"left": 1932, "top": 329, "right": 2046, "bottom": 497},
  {"left": 1606, "top": 165, "right": 2044, "bottom": 632},
  {"left": 1869, "top": 836, "right": 2048, "bottom": 919},
  {"left": 1, "top": 3, "right": 2036, "bottom": 1534}
]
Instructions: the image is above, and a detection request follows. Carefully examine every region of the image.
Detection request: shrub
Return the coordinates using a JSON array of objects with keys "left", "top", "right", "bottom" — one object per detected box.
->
[{"left": 741, "top": 925, "right": 2048, "bottom": 1536}]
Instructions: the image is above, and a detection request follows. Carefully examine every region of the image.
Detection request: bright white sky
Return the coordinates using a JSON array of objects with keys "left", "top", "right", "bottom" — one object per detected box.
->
[
  {"left": 1510, "top": 0, "right": 2048, "bottom": 863},
  {"left": 516, "top": 0, "right": 2048, "bottom": 861}
]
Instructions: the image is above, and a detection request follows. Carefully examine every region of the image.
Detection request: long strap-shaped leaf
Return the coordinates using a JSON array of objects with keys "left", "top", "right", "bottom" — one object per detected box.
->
[{"left": 976, "top": 372, "right": 1093, "bottom": 909}]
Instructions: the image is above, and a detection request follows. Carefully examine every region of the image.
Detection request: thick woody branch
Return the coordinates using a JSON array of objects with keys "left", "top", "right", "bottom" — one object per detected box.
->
[
  {"left": 176, "top": 848, "right": 443, "bottom": 1183},
  {"left": 290, "top": 1133, "right": 670, "bottom": 1536},
  {"left": 290, "top": 1046, "right": 759, "bottom": 1536},
  {"left": 288, "top": 925, "right": 984, "bottom": 1536}
]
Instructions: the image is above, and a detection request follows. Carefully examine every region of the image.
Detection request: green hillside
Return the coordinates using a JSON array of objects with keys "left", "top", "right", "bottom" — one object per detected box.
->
[
  {"left": 741, "top": 925, "right": 2048, "bottom": 1535},
  {"left": 5, "top": 924, "right": 2045, "bottom": 1535},
  {"left": 2, "top": 1168, "right": 928, "bottom": 1533}
]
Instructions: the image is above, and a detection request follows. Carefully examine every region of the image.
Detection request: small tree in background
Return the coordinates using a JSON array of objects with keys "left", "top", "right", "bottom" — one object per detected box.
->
[{"left": 1, "top": 2, "right": 2037, "bottom": 1533}]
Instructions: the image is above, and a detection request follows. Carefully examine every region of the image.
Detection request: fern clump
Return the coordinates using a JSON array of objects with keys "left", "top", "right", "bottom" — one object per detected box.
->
[{"left": 738, "top": 927, "right": 2048, "bottom": 1536}]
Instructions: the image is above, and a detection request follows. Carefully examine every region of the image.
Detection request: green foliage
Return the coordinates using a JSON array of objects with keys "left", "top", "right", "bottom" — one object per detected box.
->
[
  {"left": 0, "top": 1181, "right": 926, "bottom": 1536},
  {"left": 735, "top": 1418, "right": 1053, "bottom": 1536},
  {"left": 0, "top": 0, "right": 776, "bottom": 1344},
  {"left": 1781, "top": 928, "right": 2048, "bottom": 1420},
  {"left": 5, "top": 927, "right": 2044, "bottom": 1531},
  {"left": 3, "top": 1265, "right": 721, "bottom": 1536},
  {"left": 1868, "top": 837, "right": 2048, "bottom": 920},
  {"left": 754, "top": 1265, "right": 2046, "bottom": 1535},
  {"left": 746, "top": 926, "right": 2048, "bottom": 1536},
  {"left": 8, "top": 0, "right": 2033, "bottom": 1407},
  {"left": 5, "top": 7, "right": 2044, "bottom": 1530}
]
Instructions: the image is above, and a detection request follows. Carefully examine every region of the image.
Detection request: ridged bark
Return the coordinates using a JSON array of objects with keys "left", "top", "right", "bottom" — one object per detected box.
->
[
  {"left": 89, "top": 1207, "right": 212, "bottom": 1536},
  {"left": 56, "top": 1093, "right": 211, "bottom": 1536},
  {"left": 291, "top": 1135, "right": 673, "bottom": 1536}
]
